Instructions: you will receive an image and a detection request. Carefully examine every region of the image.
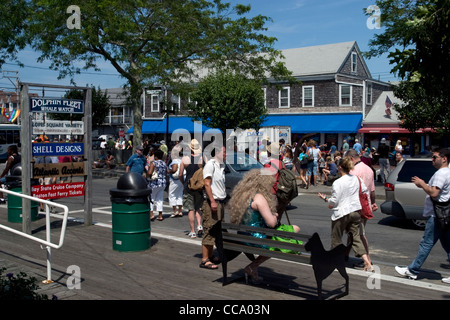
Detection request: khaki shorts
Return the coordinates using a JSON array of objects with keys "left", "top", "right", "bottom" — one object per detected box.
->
[
  {"left": 201, "top": 200, "right": 225, "bottom": 246},
  {"left": 182, "top": 191, "right": 203, "bottom": 211}
]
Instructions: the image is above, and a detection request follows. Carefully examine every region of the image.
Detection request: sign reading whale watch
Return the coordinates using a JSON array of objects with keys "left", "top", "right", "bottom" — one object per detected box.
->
[
  {"left": 32, "top": 143, "right": 84, "bottom": 157},
  {"left": 30, "top": 97, "right": 84, "bottom": 114}
]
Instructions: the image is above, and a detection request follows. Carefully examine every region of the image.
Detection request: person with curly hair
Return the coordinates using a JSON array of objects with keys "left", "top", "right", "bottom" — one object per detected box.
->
[{"left": 229, "top": 168, "right": 300, "bottom": 283}]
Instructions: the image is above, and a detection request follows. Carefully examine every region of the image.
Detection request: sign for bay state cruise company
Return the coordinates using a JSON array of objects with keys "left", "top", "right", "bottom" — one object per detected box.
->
[{"left": 30, "top": 97, "right": 84, "bottom": 114}]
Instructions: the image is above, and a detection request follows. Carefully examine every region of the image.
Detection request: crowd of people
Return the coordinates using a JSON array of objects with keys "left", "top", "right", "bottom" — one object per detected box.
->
[{"left": 107, "top": 135, "right": 449, "bottom": 285}]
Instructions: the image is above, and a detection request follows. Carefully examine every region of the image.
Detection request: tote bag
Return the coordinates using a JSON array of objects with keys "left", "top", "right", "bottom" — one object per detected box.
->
[{"left": 358, "top": 177, "right": 373, "bottom": 219}]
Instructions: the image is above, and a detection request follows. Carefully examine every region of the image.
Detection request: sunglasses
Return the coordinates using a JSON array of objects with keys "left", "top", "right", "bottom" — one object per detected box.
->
[{"left": 432, "top": 155, "right": 440, "bottom": 160}]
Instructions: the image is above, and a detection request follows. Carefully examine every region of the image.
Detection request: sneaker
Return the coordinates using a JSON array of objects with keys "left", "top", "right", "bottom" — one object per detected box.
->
[
  {"left": 197, "top": 225, "right": 203, "bottom": 236},
  {"left": 395, "top": 266, "right": 417, "bottom": 280},
  {"left": 188, "top": 232, "right": 196, "bottom": 238},
  {"left": 442, "top": 277, "right": 450, "bottom": 284}
]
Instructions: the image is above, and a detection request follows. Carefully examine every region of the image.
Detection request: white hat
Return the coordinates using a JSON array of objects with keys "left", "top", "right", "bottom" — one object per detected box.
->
[
  {"left": 381, "top": 138, "right": 386, "bottom": 143},
  {"left": 190, "top": 139, "right": 202, "bottom": 155}
]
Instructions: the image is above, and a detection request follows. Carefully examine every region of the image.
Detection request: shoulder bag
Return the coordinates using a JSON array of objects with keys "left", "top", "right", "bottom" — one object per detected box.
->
[{"left": 358, "top": 177, "right": 373, "bottom": 219}]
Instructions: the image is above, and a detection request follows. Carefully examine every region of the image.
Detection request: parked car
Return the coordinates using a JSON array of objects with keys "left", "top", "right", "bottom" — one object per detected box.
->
[
  {"left": 381, "top": 157, "right": 436, "bottom": 228},
  {"left": 224, "top": 152, "right": 263, "bottom": 197}
]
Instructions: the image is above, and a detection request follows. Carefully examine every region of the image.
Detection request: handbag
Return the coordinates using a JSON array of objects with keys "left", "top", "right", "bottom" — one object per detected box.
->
[
  {"left": 269, "top": 224, "right": 303, "bottom": 254},
  {"left": 432, "top": 199, "right": 450, "bottom": 231},
  {"left": 358, "top": 177, "right": 373, "bottom": 219}
]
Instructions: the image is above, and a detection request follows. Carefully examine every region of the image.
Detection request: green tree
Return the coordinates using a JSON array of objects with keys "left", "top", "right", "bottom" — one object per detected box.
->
[
  {"left": 51, "top": 86, "right": 110, "bottom": 128},
  {"left": 189, "top": 71, "right": 267, "bottom": 141},
  {"left": 0, "top": 0, "right": 292, "bottom": 147},
  {"left": 365, "top": 0, "right": 450, "bottom": 133}
]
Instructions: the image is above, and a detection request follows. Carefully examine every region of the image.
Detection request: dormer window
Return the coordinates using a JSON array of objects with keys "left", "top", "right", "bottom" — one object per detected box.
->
[{"left": 351, "top": 51, "right": 357, "bottom": 73}]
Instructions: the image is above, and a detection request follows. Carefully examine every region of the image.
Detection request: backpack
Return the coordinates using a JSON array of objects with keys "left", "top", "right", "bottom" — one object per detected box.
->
[
  {"left": 307, "top": 148, "right": 314, "bottom": 162},
  {"left": 188, "top": 168, "right": 204, "bottom": 191},
  {"left": 269, "top": 161, "right": 298, "bottom": 204}
]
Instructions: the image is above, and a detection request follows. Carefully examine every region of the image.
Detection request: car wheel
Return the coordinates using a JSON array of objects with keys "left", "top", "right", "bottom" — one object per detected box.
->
[{"left": 411, "top": 219, "right": 426, "bottom": 229}]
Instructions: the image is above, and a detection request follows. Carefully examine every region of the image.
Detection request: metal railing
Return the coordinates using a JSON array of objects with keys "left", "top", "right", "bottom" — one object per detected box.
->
[{"left": 0, "top": 188, "right": 69, "bottom": 284}]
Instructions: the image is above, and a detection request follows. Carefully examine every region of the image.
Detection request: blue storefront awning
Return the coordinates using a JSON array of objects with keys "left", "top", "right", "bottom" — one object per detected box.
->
[
  {"left": 127, "top": 116, "right": 217, "bottom": 134},
  {"left": 262, "top": 113, "right": 362, "bottom": 134},
  {"left": 128, "top": 113, "right": 363, "bottom": 135}
]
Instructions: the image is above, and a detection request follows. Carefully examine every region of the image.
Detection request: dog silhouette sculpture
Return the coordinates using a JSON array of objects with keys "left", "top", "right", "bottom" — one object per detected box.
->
[{"left": 304, "top": 232, "right": 350, "bottom": 299}]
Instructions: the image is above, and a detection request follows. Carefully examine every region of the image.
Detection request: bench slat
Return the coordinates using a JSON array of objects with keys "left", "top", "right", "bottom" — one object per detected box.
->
[
  {"left": 222, "top": 233, "right": 309, "bottom": 254},
  {"left": 222, "top": 242, "right": 311, "bottom": 264},
  {"left": 222, "top": 223, "right": 311, "bottom": 241}
]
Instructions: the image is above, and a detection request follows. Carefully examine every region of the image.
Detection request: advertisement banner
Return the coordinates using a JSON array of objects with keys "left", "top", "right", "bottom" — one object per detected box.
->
[
  {"left": 32, "top": 182, "right": 85, "bottom": 199},
  {"left": 33, "top": 162, "right": 86, "bottom": 178},
  {"left": 30, "top": 97, "right": 84, "bottom": 114},
  {"left": 32, "top": 143, "right": 84, "bottom": 157},
  {"left": 32, "top": 120, "right": 84, "bottom": 135}
]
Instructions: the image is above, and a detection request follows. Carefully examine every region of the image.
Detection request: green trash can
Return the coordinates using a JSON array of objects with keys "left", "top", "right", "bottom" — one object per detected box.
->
[
  {"left": 110, "top": 172, "right": 151, "bottom": 252},
  {"left": 5, "top": 167, "right": 39, "bottom": 223},
  {"left": 7, "top": 187, "right": 39, "bottom": 223}
]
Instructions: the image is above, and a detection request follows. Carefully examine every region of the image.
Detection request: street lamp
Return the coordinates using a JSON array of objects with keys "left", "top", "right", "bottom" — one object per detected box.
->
[{"left": 158, "top": 89, "right": 179, "bottom": 144}]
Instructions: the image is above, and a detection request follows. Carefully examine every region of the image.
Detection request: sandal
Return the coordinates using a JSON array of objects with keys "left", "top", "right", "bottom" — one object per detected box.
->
[
  {"left": 209, "top": 255, "right": 221, "bottom": 265},
  {"left": 199, "top": 259, "right": 218, "bottom": 270},
  {"left": 157, "top": 217, "right": 164, "bottom": 221}
]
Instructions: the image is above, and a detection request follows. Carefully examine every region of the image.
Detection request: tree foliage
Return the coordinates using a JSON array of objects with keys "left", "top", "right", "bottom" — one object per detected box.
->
[
  {"left": 0, "top": 0, "right": 292, "bottom": 146},
  {"left": 51, "top": 86, "right": 111, "bottom": 128},
  {"left": 365, "top": 0, "right": 450, "bottom": 133},
  {"left": 189, "top": 71, "right": 267, "bottom": 141}
]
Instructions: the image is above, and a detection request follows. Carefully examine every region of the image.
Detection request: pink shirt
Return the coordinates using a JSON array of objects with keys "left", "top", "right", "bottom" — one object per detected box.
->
[{"left": 350, "top": 162, "right": 375, "bottom": 193}]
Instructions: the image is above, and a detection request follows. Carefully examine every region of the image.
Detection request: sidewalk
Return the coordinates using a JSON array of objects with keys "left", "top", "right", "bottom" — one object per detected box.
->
[{"left": 1, "top": 215, "right": 449, "bottom": 302}]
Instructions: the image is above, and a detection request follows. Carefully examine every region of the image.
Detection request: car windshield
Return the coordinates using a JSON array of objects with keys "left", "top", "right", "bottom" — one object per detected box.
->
[{"left": 226, "top": 152, "right": 262, "bottom": 171}]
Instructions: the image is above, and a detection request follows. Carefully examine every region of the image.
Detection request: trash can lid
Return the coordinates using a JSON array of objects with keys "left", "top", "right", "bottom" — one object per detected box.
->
[{"left": 109, "top": 172, "right": 151, "bottom": 197}]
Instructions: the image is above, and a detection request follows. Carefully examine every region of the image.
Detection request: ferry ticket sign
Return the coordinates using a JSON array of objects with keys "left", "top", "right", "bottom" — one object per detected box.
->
[
  {"left": 32, "top": 182, "right": 85, "bottom": 199},
  {"left": 30, "top": 97, "right": 84, "bottom": 114}
]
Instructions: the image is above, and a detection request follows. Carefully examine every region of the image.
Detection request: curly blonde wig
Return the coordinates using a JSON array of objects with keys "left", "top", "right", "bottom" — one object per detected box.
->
[{"left": 228, "top": 169, "right": 277, "bottom": 224}]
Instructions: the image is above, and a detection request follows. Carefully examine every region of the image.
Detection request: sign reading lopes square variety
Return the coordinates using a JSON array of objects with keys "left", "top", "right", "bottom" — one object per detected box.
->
[
  {"left": 30, "top": 97, "right": 84, "bottom": 114},
  {"left": 32, "top": 182, "right": 85, "bottom": 199}
]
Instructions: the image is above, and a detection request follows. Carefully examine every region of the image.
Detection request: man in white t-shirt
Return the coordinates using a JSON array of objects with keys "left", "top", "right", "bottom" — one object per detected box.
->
[
  {"left": 395, "top": 148, "right": 450, "bottom": 282},
  {"left": 199, "top": 144, "right": 226, "bottom": 270}
]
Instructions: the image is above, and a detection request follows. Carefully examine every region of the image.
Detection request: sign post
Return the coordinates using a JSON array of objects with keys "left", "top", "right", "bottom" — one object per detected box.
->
[{"left": 19, "top": 82, "right": 93, "bottom": 232}]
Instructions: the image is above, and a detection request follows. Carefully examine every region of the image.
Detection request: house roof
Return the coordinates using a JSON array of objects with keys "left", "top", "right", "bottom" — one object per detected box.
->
[
  {"left": 279, "top": 41, "right": 363, "bottom": 77},
  {"left": 363, "top": 91, "right": 403, "bottom": 124}
]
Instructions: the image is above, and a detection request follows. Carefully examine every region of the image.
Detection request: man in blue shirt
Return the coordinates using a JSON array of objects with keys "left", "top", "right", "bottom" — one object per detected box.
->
[
  {"left": 126, "top": 145, "right": 146, "bottom": 175},
  {"left": 353, "top": 139, "right": 362, "bottom": 155}
]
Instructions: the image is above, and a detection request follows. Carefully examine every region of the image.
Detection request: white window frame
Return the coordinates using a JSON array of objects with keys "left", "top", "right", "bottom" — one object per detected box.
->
[
  {"left": 262, "top": 87, "right": 267, "bottom": 107},
  {"left": 278, "top": 87, "right": 290, "bottom": 108},
  {"left": 366, "top": 82, "right": 373, "bottom": 105},
  {"left": 351, "top": 51, "right": 357, "bottom": 73},
  {"left": 302, "top": 85, "right": 314, "bottom": 107},
  {"left": 339, "top": 84, "right": 352, "bottom": 106},
  {"left": 151, "top": 94, "right": 160, "bottom": 112}
]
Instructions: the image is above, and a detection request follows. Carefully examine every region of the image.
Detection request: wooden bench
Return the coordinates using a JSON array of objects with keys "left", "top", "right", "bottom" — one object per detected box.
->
[{"left": 214, "top": 222, "right": 349, "bottom": 299}]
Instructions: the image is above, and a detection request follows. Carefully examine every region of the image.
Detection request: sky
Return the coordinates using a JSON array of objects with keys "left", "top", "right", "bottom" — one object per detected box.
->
[{"left": 0, "top": 0, "right": 395, "bottom": 94}]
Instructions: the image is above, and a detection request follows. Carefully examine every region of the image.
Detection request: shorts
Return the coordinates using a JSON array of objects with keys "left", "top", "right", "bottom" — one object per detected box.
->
[
  {"left": 182, "top": 191, "right": 203, "bottom": 211},
  {"left": 201, "top": 199, "right": 225, "bottom": 246}
]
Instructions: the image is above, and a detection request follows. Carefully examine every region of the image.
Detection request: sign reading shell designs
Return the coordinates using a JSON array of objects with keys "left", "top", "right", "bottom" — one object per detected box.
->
[
  {"left": 33, "top": 143, "right": 84, "bottom": 157},
  {"left": 33, "top": 162, "right": 86, "bottom": 178},
  {"left": 30, "top": 97, "right": 84, "bottom": 114}
]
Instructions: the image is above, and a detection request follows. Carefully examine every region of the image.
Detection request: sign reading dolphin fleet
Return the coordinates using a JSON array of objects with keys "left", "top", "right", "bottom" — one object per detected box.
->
[
  {"left": 32, "top": 142, "right": 84, "bottom": 157},
  {"left": 30, "top": 97, "right": 84, "bottom": 114},
  {"left": 33, "top": 162, "right": 86, "bottom": 178},
  {"left": 32, "top": 182, "right": 85, "bottom": 200},
  {"left": 32, "top": 120, "right": 84, "bottom": 135}
]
